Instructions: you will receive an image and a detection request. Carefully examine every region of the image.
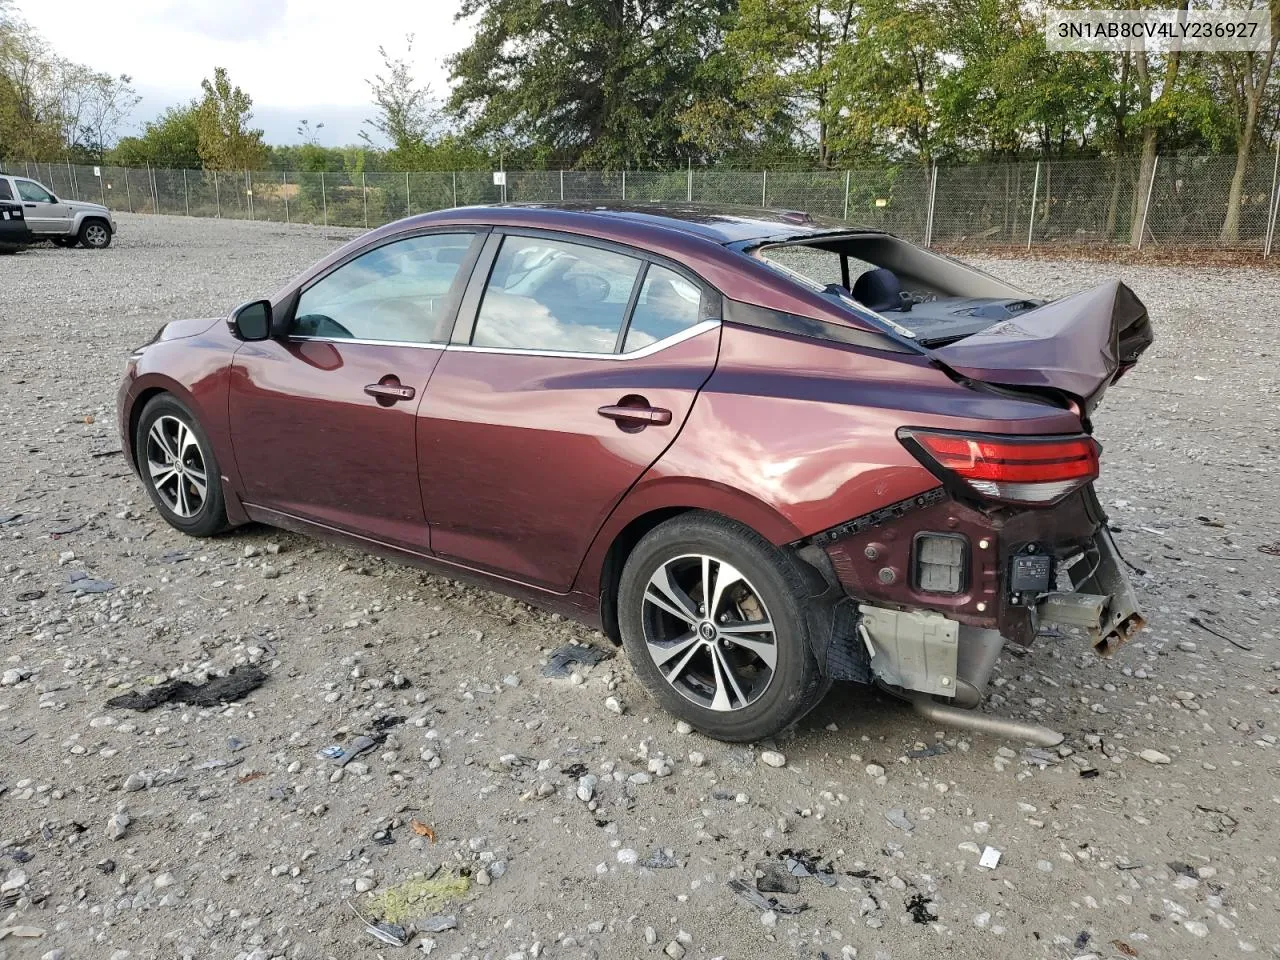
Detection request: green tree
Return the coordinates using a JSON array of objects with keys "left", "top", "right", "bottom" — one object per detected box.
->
[
  {"left": 195, "top": 66, "right": 269, "bottom": 170},
  {"left": 717, "top": 0, "right": 855, "bottom": 167},
  {"left": 447, "top": 0, "right": 735, "bottom": 167},
  {"left": 363, "top": 35, "right": 442, "bottom": 169},
  {"left": 109, "top": 102, "right": 201, "bottom": 167}
]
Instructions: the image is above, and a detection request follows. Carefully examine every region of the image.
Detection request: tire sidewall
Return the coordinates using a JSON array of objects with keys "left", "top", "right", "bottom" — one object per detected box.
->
[
  {"left": 135, "top": 395, "right": 226, "bottom": 537},
  {"left": 78, "top": 220, "right": 111, "bottom": 249},
  {"left": 618, "top": 515, "right": 823, "bottom": 742}
]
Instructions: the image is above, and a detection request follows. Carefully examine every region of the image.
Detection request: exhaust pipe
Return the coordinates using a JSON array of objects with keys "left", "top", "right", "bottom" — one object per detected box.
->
[{"left": 910, "top": 695, "right": 1064, "bottom": 747}]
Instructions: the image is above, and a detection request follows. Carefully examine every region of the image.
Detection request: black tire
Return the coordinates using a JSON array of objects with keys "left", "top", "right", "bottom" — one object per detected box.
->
[
  {"left": 617, "top": 512, "right": 826, "bottom": 742},
  {"left": 77, "top": 218, "right": 112, "bottom": 249},
  {"left": 51, "top": 237, "right": 77, "bottom": 248},
  {"left": 135, "top": 394, "right": 229, "bottom": 537}
]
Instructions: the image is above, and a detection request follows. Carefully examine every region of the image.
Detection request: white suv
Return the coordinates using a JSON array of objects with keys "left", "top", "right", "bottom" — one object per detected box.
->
[{"left": 0, "top": 172, "right": 117, "bottom": 249}]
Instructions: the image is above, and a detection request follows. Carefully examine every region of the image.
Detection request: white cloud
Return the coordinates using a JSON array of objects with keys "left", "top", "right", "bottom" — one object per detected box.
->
[{"left": 14, "top": 0, "right": 471, "bottom": 145}]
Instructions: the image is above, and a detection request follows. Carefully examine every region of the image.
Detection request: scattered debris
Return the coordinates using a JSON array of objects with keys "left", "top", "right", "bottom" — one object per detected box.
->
[
  {"left": 236, "top": 771, "right": 266, "bottom": 785},
  {"left": 754, "top": 860, "right": 800, "bottom": 894},
  {"left": 410, "top": 820, "right": 436, "bottom": 842},
  {"left": 978, "top": 846, "right": 1001, "bottom": 869},
  {"left": 884, "top": 808, "right": 914, "bottom": 833},
  {"left": 15, "top": 589, "right": 44, "bottom": 602},
  {"left": 639, "top": 848, "right": 678, "bottom": 869},
  {"left": 905, "top": 893, "right": 937, "bottom": 924},
  {"left": 542, "top": 643, "right": 612, "bottom": 678},
  {"left": 415, "top": 914, "right": 457, "bottom": 933},
  {"left": 726, "top": 878, "right": 807, "bottom": 915},
  {"left": 1258, "top": 541, "right": 1280, "bottom": 556},
  {"left": 1112, "top": 939, "right": 1139, "bottom": 957},
  {"left": 1080, "top": 767, "right": 1101, "bottom": 779},
  {"left": 1139, "top": 749, "right": 1171, "bottom": 765},
  {"left": 59, "top": 571, "right": 115, "bottom": 594},
  {"left": 0, "top": 925, "right": 46, "bottom": 940},
  {"left": 372, "top": 828, "right": 395, "bottom": 846},
  {"left": 908, "top": 743, "right": 948, "bottom": 759},
  {"left": 1074, "top": 930, "right": 1092, "bottom": 951},
  {"left": 326, "top": 735, "right": 377, "bottom": 767},
  {"left": 106, "top": 665, "right": 268, "bottom": 711},
  {"left": 366, "top": 872, "right": 472, "bottom": 924},
  {"left": 372, "top": 714, "right": 406, "bottom": 733}
]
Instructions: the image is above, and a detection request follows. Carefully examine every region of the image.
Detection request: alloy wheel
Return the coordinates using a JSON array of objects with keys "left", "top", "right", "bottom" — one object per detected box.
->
[
  {"left": 641, "top": 553, "right": 777, "bottom": 712},
  {"left": 84, "top": 224, "right": 108, "bottom": 247},
  {"left": 145, "top": 415, "right": 208, "bottom": 518}
]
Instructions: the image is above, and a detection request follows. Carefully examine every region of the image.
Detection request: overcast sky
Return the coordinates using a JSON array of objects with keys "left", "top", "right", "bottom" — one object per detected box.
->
[{"left": 15, "top": 0, "right": 472, "bottom": 146}]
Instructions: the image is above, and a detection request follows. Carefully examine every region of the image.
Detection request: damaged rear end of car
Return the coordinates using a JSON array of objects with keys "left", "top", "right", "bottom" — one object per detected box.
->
[{"left": 741, "top": 228, "right": 1153, "bottom": 730}]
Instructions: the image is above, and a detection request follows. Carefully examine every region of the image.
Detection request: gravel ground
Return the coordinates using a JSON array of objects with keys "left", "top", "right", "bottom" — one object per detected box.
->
[{"left": 2, "top": 213, "right": 1279, "bottom": 960}]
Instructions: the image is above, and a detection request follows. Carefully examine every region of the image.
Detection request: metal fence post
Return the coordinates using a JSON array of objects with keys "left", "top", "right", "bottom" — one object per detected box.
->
[
  {"left": 123, "top": 168, "right": 133, "bottom": 212},
  {"left": 98, "top": 167, "right": 107, "bottom": 206},
  {"left": 687, "top": 160, "right": 693, "bottom": 202},
  {"left": 214, "top": 170, "right": 221, "bottom": 218},
  {"left": 146, "top": 163, "right": 153, "bottom": 213},
  {"left": 452, "top": 171, "right": 457, "bottom": 208},
  {"left": 1136, "top": 156, "right": 1158, "bottom": 251},
  {"left": 621, "top": 169, "right": 626, "bottom": 201},
  {"left": 406, "top": 171, "right": 411, "bottom": 216},
  {"left": 320, "top": 171, "right": 327, "bottom": 225},
  {"left": 1265, "top": 140, "right": 1280, "bottom": 256},
  {"left": 559, "top": 169, "right": 565, "bottom": 201},
  {"left": 183, "top": 169, "right": 190, "bottom": 217},
  {"left": 925, "top": 165, "right": 938, "bottom": 247},
  {"left": 761, "top": 169, "right": 767, "bottom": 207},
  {"left": 247, "top": 171, "right": 254, "bottom": 221},
  {"left": 67, "top": 159, "right": 76, "bottom": 198},
  {"left": 283, "top": 171, "right": 290, "bottom": 223},
  {"left": 1026, "top": 161, "right": 1041, "bottom": 250},
  {"left": 843, "top": 170, "right": 851, "bottom": 221},
  {"left": 362, "top": 172, "right": 369, "bottom": 227}
]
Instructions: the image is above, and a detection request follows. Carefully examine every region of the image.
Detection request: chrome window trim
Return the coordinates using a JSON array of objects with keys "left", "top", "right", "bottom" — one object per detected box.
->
[
  {"left": 445, "top": 318, "right": 719, "bottom": 361},
  {"left": 286, "top": 335, "right": 446, "bottom": 350}
]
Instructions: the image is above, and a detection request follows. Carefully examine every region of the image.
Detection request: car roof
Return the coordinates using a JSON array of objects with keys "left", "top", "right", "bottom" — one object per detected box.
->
[{"left": 434, "top": 202, "right": 878, "bottom": 246}]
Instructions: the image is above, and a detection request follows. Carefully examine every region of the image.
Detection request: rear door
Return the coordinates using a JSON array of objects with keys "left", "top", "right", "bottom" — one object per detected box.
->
[
  {"left": 228, "top": 229, "right": 482, "bottom": 552},
  {"left": 417, "top": 230, "right": 721, "bottom": 590},
  {"left": 14, "top": 179, "right": 72, "bottom": 235}
]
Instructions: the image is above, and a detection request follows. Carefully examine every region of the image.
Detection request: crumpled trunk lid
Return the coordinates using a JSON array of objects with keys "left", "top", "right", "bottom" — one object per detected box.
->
[{"left": 929, "top": 280, "right": 1153, "bottom": 415}]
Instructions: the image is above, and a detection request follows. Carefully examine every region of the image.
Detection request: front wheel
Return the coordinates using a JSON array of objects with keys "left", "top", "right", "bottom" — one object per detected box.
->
[
  {"left": 78, "top": 219, "right": 112, "bottom": 249},
  {"left": 135, "top": 395, "right": 229, "bottom": 537},
  {"left": 617, "top": 512, "right": 826, "bottom": 742}
]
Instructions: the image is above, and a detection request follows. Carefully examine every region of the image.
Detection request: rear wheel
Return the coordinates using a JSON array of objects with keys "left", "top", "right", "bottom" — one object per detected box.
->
[
  {"left": 135, "top": 395, "right": 228, "bottom": 537},
  {"left": 617, "top": 512, "right": 826, "bottom": 742},
  {"left": 78, "top": 219, "right": 112, "bottom": 249}
]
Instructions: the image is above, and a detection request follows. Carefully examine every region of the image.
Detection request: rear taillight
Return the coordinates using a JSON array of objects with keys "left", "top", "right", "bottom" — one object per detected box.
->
[{"left": 899, "top": 428, "right": 1099, "bottom": 505}]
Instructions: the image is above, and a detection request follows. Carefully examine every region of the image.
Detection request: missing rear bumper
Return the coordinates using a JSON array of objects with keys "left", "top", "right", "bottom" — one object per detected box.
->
[{"left": 1037, "top": 526, "right": 1145, "bottom": 655}]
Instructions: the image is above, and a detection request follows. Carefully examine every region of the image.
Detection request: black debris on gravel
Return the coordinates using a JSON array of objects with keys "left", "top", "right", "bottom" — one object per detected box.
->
[{"left": 105, "top": 665, "right": 268, "bottom": 711}]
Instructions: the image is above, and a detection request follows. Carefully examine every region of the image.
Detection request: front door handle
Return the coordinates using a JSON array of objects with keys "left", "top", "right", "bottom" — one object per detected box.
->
[
  {"left": 364, "top": 378, "right": 415, "bottom": 406},
  {"left": 598, "top": 403, "right": 672, "bottom": 426}
]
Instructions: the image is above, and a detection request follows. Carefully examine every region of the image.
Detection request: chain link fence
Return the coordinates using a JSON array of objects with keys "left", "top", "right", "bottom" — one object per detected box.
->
[{"left": 11, "top": 154, "right": 1280, "bottom": 252}]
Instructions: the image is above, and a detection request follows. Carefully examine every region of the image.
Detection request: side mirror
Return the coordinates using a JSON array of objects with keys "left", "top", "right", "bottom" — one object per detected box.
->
[{"left": 230, "top": 299, "right": 272, "bottom": 341}]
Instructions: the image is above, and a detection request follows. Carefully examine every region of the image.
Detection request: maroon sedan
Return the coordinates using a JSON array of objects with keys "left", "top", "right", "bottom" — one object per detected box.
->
[{"left": 118, "top": 204, "right": 1151, "bottom": 742}]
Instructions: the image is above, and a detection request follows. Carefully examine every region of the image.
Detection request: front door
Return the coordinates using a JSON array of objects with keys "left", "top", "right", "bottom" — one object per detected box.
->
[
  {"left": 14, "top": 179, "right": 73, "bottom": 234},
  {"left": 418, "top": 231, "right": 720, "bottom": 590},
  {"left": 228, "top": 230, "right": 481, "bottom": 552}
]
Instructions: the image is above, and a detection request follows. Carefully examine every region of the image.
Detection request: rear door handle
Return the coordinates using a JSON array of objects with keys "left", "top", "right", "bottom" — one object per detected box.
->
[
  {"left": 364, "top": 379, "right": 415, "bottom": 404},
  {"left": 598, "top": 404, "right": 672, "bottom": 426}
]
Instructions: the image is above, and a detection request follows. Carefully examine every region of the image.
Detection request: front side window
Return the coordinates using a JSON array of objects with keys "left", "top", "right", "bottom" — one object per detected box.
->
[
  {"left": 471, "top": 236, "right": 641, "bottom": 353},
  {"left": 623, "top": 265, "right": 703, "bottom": 352},
  {"left": 292, "top": 233, "right": 474, "bottom": 344},
  {"left": 16, "top": 180, "right": 54, "bottom": 203}
]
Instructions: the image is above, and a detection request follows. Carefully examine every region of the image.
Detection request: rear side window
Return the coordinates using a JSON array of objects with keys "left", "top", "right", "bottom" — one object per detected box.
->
[
  {"left": 471, "top": 236, "right": 641, "bottom": 353},
  {"left": 623, "top": 265, "right": 703, "bottom": 352},
  {"left": 0, "top": 180, "right": 12, "bottom": 201},
  {"left": 15, "top": 180, "right": 53, "bottom": 203},
  {"left": 292, "top": 233, "right": 474, "bottom": 344}
]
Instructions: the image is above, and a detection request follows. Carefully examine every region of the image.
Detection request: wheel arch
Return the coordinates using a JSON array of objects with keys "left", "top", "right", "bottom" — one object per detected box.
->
[{"left": 581, "top": 479, "right": 809, "bottom": 645}]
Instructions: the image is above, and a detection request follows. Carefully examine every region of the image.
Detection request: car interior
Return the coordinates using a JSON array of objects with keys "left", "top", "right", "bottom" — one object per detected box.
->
[{"left": 758, "top": 234, "right": 1044, "bottom": 346}]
